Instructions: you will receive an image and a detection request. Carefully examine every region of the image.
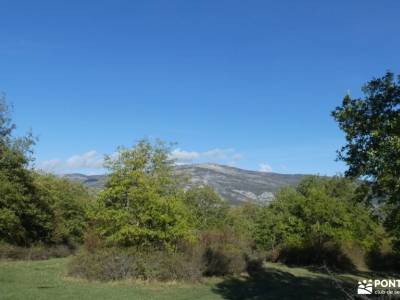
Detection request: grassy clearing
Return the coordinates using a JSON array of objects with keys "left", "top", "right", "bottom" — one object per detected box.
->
[
  {"left": 0, "top": 257, "right": 372, "bottom": 300},
  {"left": 2, "top": 258, "right": 215, "bottom": 300}
]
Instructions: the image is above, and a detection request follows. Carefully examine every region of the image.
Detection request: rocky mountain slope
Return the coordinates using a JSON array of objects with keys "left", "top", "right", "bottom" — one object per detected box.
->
[
  {"left": 175, "top": 164, "right": 305, "bottom": 204},
  {"left": 64, "top": 163, "right": 306, "bottom": 205}
]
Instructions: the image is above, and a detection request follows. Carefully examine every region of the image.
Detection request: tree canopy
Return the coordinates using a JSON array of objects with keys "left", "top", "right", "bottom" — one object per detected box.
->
[
  {"left": 0, "top": 96, "right": 52, "bottom": 246},
  {"left": 0, "top": 96, "right": 91, "bottom": 246},
  {"left": 184, "top": 186, "right": 229, "bottom": 231},
  {"left": 253, "top": 176, "right": 380, "bottom": 253},
  {"left": 332, "top": 72, "right": 400, "bottom": 204},
  {"left": 92, "top": 139, "right": 192, "bottom": 250}
]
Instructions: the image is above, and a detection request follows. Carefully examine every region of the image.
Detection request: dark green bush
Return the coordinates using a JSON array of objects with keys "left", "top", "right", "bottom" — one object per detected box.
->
[
  {"left": 199, "top": 230, "right": 252, "bottom": 276},
  {"left": 244, "top": 253, "right": 265, "bottom": 276},
  {"left": 277, "top": 243, "right": 355, "bottom": 270},
  {"left": 202, "top": 247, "right": 246, "bottom": 276},
  {"left": 366, "top": 241, "right": 400, "bottom": 272}
]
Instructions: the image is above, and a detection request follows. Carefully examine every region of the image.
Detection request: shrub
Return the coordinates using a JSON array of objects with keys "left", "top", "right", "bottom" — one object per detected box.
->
[
  {"left": 202, "top": 247, "right": 245, "bottom": 276},
  {"left": 245, "top": 254, "right": 264, "bottom": 276},
  {"left": 138, "top": 251, "right": 203, "bottom": 281},
  {"left": 264, "top": 249, "right": 279, "bottom": 262},
  {"left": 366, "top": 240, "right": 400, "bottom": 272},
  {"left": 277, "top": 243, "right": 355, "bottom": 270},
  {"left": 68, "top": 232, "right": 261, "bottom": 282},
  {"left": 69, "top": 227, "right": 262, "bottom": 282},
  {"left": 199, "top": 230, "right": 251, "bottom": 276},
  {"left": 68, "top": 248, "right": 135, "bottom": 281},
  {"left": 68, "top": 248, "right": 203, "bottom": 282},
  {"left": 253, "top": 176, "right": 382, "bottom": 270},
  {"left": 83, "top": 228, "right": 104, "bottom": 253},
  {"left": 0, "top": 242, "right": 73, "bottom": 260}
]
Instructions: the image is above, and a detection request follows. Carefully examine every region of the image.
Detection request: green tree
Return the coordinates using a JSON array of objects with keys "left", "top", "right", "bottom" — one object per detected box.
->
[
  {"left": 0, "top": 97, "right": 56, "bottom": 245},
  {"left": 227, "top": 201, "right": 262, "bottom": 241},
  {"left": 331, "top": 72, "right": 400, "bottom": 204},
  {"left": 332, "top": 72, "right": 400, "bottom": 250},
  {"left": 92, "top": 139, "right": 192, "bottom": 250},
  {"left": 184, "top": 186, "right": 229, "bottom": 231},
  {"left": 254, "top": 177, "right": 380, "bottom": 252},
  {"left": 34, "top": 173, "right": 92, "bottom": 245}
]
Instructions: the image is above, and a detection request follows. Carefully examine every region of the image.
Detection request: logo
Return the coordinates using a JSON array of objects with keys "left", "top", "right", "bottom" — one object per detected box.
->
[
  {"left": 358, "top": 279, "right": 373, "bottom": 295},
  {"left": 356, "top": 279, "right": 400, "bottom": 295}
]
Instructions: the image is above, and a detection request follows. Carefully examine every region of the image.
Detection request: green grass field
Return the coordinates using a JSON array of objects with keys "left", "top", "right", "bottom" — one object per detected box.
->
[{"left": 0, "top": 258, "right": 365, "bottom": 300}]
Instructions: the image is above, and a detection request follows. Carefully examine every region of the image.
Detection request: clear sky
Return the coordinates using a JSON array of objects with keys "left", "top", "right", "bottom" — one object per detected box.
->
[{"left": 1, "top": 0, "right": 399, "bottom": 175}]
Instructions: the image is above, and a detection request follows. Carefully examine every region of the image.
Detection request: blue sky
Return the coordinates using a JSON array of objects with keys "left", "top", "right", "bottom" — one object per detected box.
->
[{"left": 1, "top": 0, "right": 399, "bottom": 175}]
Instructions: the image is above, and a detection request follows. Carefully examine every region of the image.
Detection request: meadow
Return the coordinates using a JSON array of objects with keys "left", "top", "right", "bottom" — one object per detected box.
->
[{"left": 0, "top": 257, "right": 373, "bottom": 300}]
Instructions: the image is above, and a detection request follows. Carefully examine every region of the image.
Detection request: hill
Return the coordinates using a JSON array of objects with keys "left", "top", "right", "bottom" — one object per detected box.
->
[{"left": 64, "top": 163, "right": 306, "bottom": 204}]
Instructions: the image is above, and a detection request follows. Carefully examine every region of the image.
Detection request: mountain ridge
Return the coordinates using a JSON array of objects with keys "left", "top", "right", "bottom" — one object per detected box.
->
[{"left": 63, "top": 163, "right": 307, "bottom": 205}]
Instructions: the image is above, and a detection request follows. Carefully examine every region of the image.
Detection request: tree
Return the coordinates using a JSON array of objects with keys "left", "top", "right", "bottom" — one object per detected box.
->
[
  {"left": 227, "top": 201, "right": 262, "bottom": 239},
  {"left": 331, "top": 72, "right": 400, "bottom": 204},
  {"left": 184, "top": 186, "right": 229, "bottom": 231},
  {"left": 254, "top": 177, "right": 380, "bottom": 253},
  {"left": 0, "top": 96, "right": 54, "bottom": 246},
  {"left": 92, "top": 139, "right": 192, "bottom": 250},
  {"left": 34, "top": 173, "right": 92, "bottom": 245}
]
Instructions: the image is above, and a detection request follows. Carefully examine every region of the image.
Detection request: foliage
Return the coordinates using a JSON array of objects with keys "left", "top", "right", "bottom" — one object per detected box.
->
[
  {"left": 228, "top": 202, "right": 263, "bottom": 241},
  {"left": 0, "top": 97, "right": 92, "bottom": 247},
  {"left": 69, "top": 228, "right": 258, "bottom": 282},
  {"left": 332, "top": 72, "right": 400, "bottom": 204},
  {"left": 0, "top": 242, "right": 73, "bottom": 260},
  {"left": 184, "top": 186, "right": 229, "bottom": 231},
  {"left": 91, "top": 139, "right": 192, "bottom": 250},
  {"left": 253, "top": 176, "right": 381, "bottom": 266},
  {"left": 68, "top": 247, "right": 203, "bottom": 282},
  {"left": 0, "top": 96, "right": 53, "bottom": 246},
  {"left": 198, "top": 229, "right": 255, "bottom": 277},
  {"left": 33, "top": 173, "right": 92, "bottom": 245},
  {"left": 332, "top": 72, "right": 400, "bottom": 254},
  {"left": 366, "top": 244, "right": 400, "bottom": 272}
]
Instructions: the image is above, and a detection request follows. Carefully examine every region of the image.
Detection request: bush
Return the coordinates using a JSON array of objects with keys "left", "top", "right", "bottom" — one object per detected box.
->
[
  {"left": 244, "top": 253, "right": 265, "bottom": 276},
  {"left": 68, "top": 231, "right": 261, "bottom": 282},
  {"left": 83, "top": 228, "right": 104, "bottom": 253},
  {"left": 366, "top": 240, "right": 400, "bottom": 272},
  {"left": 68, "top": 248, "right": 135, "bottom": 281},
  {"left": 367, "top": 250, "right": 400, "bottom": 272},
  {"left": 68, "top": 248, "right": 203, "bottom": 282},
  {"left": 253, "top": 176, "right": 382, "bottom": 271},
  {"left": 277, "top": 243, "right": 355, "bottom": 270},
  {"left": 138, "top": 251, "right": 203, "bottom": 281},
  {"left": 198, "top": 230, "right": 252, "bottom": 276},
  {"left": 202, "top": 247, "right": 245, "bottom": 276},
  {"left": 0, "top": 242, "right": 73, "bottom": 260},
  {"left": 264, "top": 249, "right": 280, "bottom": 262},
  {"left": 69, "top": 227, "right": 262, "bottom": 282}
]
